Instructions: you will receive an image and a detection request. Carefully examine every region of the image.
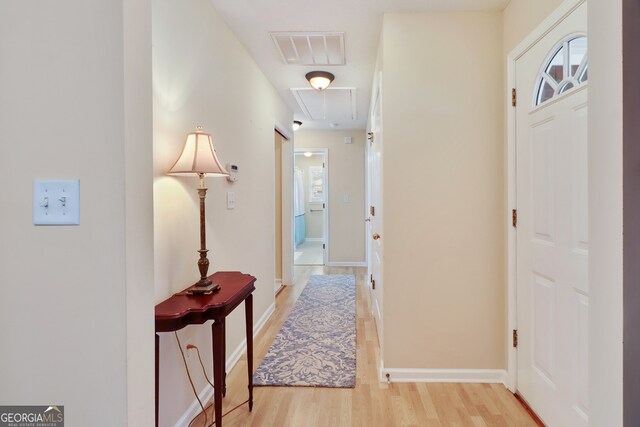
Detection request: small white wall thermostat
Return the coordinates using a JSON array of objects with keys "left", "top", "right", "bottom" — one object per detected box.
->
[{"left": 226, "top": 164, "right": 238, "bottom": 182}]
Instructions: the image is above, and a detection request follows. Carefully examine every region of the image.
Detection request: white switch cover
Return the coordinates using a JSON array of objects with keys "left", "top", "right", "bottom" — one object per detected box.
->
[
  {"left": 343, "top": 193, "right": 351, "bottom": 203},
  {"left": 227, "top": 191, "right": 235, "bottom": 209},
  {"left": 33, "top": 180, "right": 80, "bottom": 225}
]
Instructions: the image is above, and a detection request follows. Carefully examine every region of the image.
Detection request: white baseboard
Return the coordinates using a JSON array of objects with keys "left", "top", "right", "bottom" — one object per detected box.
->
[
  {"left": 225, "top": 301, "right": 275, "bottom": 373},
  {"left": 172, "top": 384, "right": 215, "bottom": 427},
  {"left": 326, "top": 261, "right": 367, "bottom": 267},
  {"left": 274, "top": 278, "right": 282, "bottom": 294},
  {"left": 381, "top": 368, "right": 508, "bottom": 384},
  {"left": 305, "top": 237, "right": 323, "bottom": 242},
  {"left": 173, "top": 302, "right": 276, "bottom": 427}
]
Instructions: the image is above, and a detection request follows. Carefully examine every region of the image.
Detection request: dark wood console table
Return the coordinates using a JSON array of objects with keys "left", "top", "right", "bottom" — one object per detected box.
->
[{"left": 155, "top": 271, "right": 256, "bottom": 427}]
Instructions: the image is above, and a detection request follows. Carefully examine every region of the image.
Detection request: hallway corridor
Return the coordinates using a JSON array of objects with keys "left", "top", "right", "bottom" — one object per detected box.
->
[{"left": 191, "top": 266, "right": 537, "bottom": 426}]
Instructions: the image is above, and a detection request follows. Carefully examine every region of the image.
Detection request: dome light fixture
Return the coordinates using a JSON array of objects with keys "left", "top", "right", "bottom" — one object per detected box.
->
[
  {"left": 305, "top": 71, "right": 335, "bottom": 91},
  {"left": 293, "top": 120, "right": 302, "bottom": 131},
  {"left": 304, "top": 152, "right": 313, "bottom": 157}
]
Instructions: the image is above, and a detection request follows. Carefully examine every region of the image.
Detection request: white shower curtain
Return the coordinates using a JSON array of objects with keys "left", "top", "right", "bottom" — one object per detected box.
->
[{"left": 294, "top": 168, "right": 305, "bottom": 217}]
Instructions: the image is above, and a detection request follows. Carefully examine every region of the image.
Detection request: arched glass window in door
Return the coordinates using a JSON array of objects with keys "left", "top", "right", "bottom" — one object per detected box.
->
[{"left": 535, "top": 36, "right": 588, "bottom": 106}]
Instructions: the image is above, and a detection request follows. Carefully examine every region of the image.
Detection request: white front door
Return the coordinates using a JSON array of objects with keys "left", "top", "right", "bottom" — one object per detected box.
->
[{"left": 515, "top": 2, "right": 588, "bottom": 426}]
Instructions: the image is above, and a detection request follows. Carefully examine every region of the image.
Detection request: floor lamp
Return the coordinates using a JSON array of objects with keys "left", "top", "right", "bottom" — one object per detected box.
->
[{"left": 168, "top": 126, "right": 229, "bottom": 294}]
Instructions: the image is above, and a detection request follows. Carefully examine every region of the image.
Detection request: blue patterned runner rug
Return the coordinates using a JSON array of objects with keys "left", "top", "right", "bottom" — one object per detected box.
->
[{"left": 253, "top": 274, "right": 356, "bottom": 388}]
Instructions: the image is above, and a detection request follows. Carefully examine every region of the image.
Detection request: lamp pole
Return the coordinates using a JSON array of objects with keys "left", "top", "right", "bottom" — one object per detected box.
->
[{"left": 196, "top": 172, "right": 212, "bottom": 287}]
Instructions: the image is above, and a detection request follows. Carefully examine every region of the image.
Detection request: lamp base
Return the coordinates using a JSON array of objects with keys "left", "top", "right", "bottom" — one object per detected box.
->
[
  {"left": 196, "top": 277, "right": 212, "bottom": 287},
  {"left": 188, "top": 282, "right": 221, "bottom": 295}
]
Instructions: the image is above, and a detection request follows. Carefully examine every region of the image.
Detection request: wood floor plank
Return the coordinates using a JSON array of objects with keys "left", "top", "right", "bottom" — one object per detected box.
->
[{"left": 184, "top": 266, "right": 537, "bottom": 427}]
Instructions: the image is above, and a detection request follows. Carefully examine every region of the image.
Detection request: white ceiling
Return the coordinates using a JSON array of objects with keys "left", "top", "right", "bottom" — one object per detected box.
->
[{"left": 210, "top": 0, "right": 510, "bottom": 131}]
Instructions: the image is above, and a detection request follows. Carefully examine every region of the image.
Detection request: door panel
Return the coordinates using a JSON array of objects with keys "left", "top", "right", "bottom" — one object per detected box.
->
[
  {"left": 531, "top": 119, "right": 556, "bottom": 242},
  {"left": 532, "top": 274, "right": 556, "bottom": 385}
]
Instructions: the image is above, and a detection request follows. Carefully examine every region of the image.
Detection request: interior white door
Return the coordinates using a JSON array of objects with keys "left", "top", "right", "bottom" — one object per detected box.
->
[
  {"left": 515, "top": 3, "right": 588, "bottom": 426},
  {"left": 369, "top": 76, "right": 383, "bottom": 347}
]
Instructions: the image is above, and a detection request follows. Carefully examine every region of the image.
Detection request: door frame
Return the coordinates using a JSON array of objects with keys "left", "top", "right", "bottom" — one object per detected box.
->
[
  {"left": 274, "top": 125, "right": 291, "bottom": 294},
  {"left": 274, "top": 121, "right": 293, "bottom": 289},
  {"left": 293, "top": 147, "right": 329, "bottom": 265},
  {"left": 506, "top": 0, "right": 586, "bottom": 392},
  {"left": 365, "top": 110, "right": 375, "bottom": 295},
  {"left": 366, "top": 69, "right": 384, "bottom": 375}
]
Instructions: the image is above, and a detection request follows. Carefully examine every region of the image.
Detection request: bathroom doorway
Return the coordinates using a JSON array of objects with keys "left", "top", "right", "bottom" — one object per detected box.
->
[{"left": 293, "top": 149, "right": 328, "bottom": 266}]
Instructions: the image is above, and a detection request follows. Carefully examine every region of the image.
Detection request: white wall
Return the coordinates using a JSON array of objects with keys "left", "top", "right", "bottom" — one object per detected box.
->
[
  {"left": 152, "top": 0, "right": 292, "bottom": 424},
  {"left": 124, "top": 0, "right": 156, "bottom": 424},
  {"left": 0, "top": 0, "right": 154, "bottom": 425},
  {"left": 503, "top": 0, "right": 566, "bottom": 54},
  {"left": 294, "top": 130, "right": 367, "bottom": 265},
  {"left": 381, "top": 11, "right": 504, "bottom": 369}
]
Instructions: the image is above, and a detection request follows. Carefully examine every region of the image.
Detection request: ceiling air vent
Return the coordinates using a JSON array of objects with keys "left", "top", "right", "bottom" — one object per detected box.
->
[{"left": 270, "top": 32, "right": 345, "bottom": 65}]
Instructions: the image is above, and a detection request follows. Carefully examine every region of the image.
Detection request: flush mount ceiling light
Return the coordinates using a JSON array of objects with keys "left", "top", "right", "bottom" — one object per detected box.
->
[
  {"left": 293, "top": 120, "right": 302, "bottom": 131},
  {"left": 305, "top": 71, "right": 335, "bottom": 91}
]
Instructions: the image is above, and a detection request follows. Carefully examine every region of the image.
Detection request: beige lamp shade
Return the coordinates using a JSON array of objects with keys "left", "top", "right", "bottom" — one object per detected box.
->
[{"left": 168, "top": 127, "right": 229, "bottom": 176}]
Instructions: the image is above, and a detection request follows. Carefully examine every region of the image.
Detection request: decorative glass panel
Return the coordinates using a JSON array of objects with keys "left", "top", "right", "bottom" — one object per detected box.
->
[
  {"left": 559, "top": 82, "right": 575, "bottom": 94},
  {"left": 569, "top": 37, "right": 587, "bottom": 78},
  {"left": 538, "top": 81, "right": 555, "bottom": 104},
  {"left": 578, "top": 67, "right": 588, "bottom": 84},
  {"left": 546, "top": 48, "right": 564, "bottom": 82},
  {"left": 535, "top": 36, "right": 588, "bottom": 106}
]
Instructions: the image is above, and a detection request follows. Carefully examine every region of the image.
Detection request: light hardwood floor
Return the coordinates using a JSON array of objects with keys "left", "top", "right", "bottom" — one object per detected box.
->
[{"left": 191, "top": 266, "right": 537, "bottom": 426}]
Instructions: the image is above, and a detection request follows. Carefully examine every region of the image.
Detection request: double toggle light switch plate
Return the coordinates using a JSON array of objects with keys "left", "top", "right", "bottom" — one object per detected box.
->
[{"left": 33, "top": 180, "right": 80, "bottom": 225}]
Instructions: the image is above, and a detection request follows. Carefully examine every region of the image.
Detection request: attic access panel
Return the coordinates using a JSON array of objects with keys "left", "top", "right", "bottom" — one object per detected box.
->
[{"left": 291, "top": 87, "right": 357, "bottom": 122}]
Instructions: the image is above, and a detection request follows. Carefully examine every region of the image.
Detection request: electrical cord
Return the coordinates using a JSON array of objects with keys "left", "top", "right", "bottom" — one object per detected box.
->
[
  {"left": 184, "top": 343, "right": 250, "bottom": 427},
  {"left": 187, "top": 399, "right": 249, "bottom": 427},
  {"left": 188, "top": 402, "right": 213, "bottom": 427},
  {"left": 187, "top": 344, "right": 215, "bottom": 390},
  {"left": 175, "top": 332, "right": 212, "bottom": 427}
]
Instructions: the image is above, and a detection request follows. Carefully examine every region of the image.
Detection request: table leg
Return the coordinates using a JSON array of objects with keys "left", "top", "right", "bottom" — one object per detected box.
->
[
  {"left": 155, "top": 333, "right": 159, "bottom": 427},
  {"left": 221, "top": 317, "right": 226, "bottom": 397},
  {"left": 212, "top": 319, "right": 224, "bottom": 426},
  {"left": 245, "top": 294, "right": 253, "bottom": 411}
]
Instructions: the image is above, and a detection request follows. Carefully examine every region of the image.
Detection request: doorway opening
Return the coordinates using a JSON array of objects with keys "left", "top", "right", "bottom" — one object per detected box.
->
[{"left": 293, "top": 148, "right": 328, "bottom": 266}]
